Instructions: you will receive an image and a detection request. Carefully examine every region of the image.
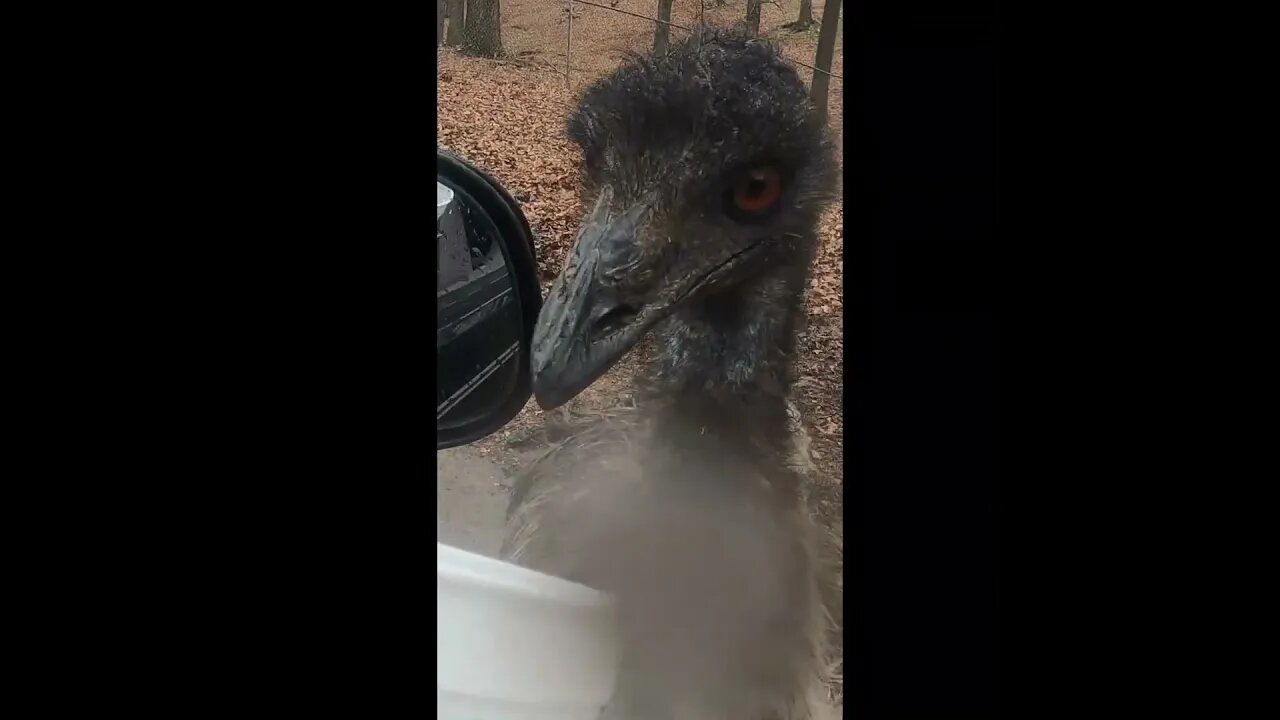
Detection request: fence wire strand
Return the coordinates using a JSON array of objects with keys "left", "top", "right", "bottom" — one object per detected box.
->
[
  {"left": 565, "top": 0, "right": 842, "bottom": 81},
  {"left": 442, "top": 1, "right": 841, "bottom": 96},
  {"left": 572, "top": 0, "right": 690, "bottom": 30}
]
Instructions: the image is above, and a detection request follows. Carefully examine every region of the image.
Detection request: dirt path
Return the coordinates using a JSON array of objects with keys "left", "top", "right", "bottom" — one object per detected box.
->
[{"left": 436, "top": 446, "right": 511, "bottom": 557}]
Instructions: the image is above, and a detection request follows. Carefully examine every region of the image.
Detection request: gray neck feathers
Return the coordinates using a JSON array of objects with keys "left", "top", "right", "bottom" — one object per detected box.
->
[{"left": 635, "top": 254, "right": 811, "bottom": 475}]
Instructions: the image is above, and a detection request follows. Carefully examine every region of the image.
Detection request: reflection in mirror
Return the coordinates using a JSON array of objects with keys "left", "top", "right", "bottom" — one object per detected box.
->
[{"left": 436, "top": 179, "right": 524, "bottom": 431}]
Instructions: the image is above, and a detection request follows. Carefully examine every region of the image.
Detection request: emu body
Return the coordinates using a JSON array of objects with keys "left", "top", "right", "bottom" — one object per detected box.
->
[{"left": 502, "top": 28, "right": 841, "bottom": 720}]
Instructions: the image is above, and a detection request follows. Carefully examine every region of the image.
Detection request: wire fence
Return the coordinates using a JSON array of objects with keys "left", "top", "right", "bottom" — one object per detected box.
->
[
  {"left": 438, "top": 0, "right": 842, "bottom": 97},
  {"left": 565, "top": 0, "right": 842, "bottom": 83},
  {"left": 438, "top": 0, "right": 843, "bottom": 167}
]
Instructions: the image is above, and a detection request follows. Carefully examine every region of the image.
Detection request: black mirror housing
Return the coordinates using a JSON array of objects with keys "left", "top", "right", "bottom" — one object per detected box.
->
[{"left": 436, "top": 151, "right": 542, "bottom": 449}]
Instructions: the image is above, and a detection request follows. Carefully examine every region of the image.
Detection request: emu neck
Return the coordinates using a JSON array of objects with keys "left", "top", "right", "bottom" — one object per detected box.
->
[{"left": 640, "top": 260, "right": 809, "bottom": 459}]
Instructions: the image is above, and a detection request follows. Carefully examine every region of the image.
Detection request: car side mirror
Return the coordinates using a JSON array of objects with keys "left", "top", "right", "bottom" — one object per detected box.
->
[{"left": 437, "top": 151, "right": 542, "bottom": 450}]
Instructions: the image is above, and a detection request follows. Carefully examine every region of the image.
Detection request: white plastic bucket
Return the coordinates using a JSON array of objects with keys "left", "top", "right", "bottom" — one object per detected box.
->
[{"left": 437, "top": 543, "right": 619, "bottom": 720}]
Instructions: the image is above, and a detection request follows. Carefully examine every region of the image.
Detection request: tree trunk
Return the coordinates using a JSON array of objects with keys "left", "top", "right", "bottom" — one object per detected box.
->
[
  {"left": 796, "top": 0, "right": 814, "bottom": 28},
  {"left": 463, "top": 0, "right": 502, "bottom": 57},
  {"left": 810, "top": 0, "right": 841, "bottom": 124},
  {"left": 654, "top": 0, "right": 674, "bottom": 53},
  {"left": 437, "top": 0, "right": 446, "bottom": 45},
  {"left": 445, "top": 0, "right": 466, "bottom": 46},
  {"left": 745, "top": 0, "right": 761, "bottom": 38}
]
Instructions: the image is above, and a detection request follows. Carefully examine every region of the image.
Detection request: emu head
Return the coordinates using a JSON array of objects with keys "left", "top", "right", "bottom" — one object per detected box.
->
[{"left": 532, "top": 28, "right": 837, "bottom": 410}]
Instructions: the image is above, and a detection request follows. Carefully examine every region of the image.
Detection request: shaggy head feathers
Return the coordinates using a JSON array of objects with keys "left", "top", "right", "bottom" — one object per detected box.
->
[
  {"left": 567, "top": 27, "right": 834, "bottom": 212},
  {"left": 564, "top": 28, "right": 837, "bottom": 397}
]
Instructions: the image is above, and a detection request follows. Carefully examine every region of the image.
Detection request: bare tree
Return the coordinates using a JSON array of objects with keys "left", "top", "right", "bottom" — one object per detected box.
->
[
  {"left": 445, "top": 0, "right": 466, "bottom": 46},
  {"left": 785, "top": 0, "right": 815, "bottom": 30},
  {"left": 654, "top": 0, "right": 674, "bottom": 53},
  {"left": 810, "top": 0, "right": 841, "bottom": 124},
  {"left": 463, "top": 0, "right": 502, "bottom": 57},
  {"left": 437, "top": 0, "right": 446, "bottom": 45},
  {"left": 745, "top": 0, "right": 761, "bottom": 38}
]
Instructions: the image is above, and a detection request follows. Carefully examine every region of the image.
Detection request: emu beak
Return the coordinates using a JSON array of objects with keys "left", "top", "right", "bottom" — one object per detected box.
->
[
  {"left": 531, "top": 188, "right": 666, "bottom": 410},
  {"left": 532, "top": 186, "right": 776, "bottom": 409}
]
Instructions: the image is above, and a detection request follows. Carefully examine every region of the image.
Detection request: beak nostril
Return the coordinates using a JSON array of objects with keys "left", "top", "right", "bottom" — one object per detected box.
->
[{"left": 590, "top": 304, "right": 641, "bottom": 340}]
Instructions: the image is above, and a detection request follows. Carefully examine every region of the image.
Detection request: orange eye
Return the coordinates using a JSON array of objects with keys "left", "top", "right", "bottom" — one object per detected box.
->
[{"left": 731, "top": 166, "right": 784, "bottom": 214}]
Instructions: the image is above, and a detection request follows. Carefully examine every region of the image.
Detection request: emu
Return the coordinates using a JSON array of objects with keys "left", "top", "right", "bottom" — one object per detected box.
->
[{"left": 502, "top": 28, "right": 842, "bottom": 720}]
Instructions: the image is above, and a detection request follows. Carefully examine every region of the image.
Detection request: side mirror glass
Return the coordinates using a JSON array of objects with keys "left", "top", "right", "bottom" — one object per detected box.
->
[{"left": 437, "top": 151, "right": 541, "bottom": 450}]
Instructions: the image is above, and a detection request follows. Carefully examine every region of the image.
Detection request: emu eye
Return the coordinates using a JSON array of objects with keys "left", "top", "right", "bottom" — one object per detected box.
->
[{"left": 727, "top": 166, "right": 784, "bottom": 220}]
